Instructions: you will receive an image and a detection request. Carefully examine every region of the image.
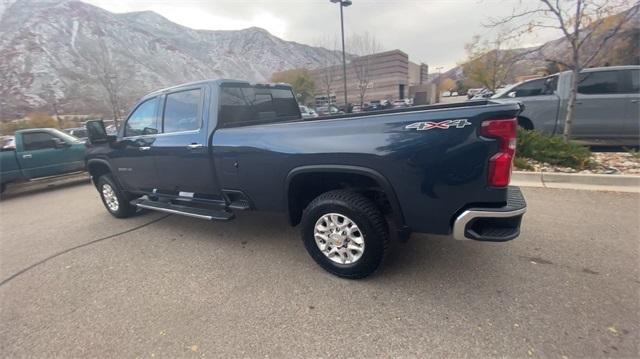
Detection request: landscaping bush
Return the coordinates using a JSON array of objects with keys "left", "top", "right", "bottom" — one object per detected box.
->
[
  {"left": 513, "top": 156, "right": 534, "bottom": 171},
  {"left": 516, "top": 129, "right": 592, "bottom": 170}
]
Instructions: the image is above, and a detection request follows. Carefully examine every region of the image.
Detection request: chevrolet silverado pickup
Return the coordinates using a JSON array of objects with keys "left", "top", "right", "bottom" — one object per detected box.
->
[
  {"left": 85, "top": 79, "right": 527, "bottom": 278},
  {"left": 0, "top": 128, "right": 86, "bottom": 193},
  {"left": 492, "top": 65, "right": 639, "bottom": 146}
]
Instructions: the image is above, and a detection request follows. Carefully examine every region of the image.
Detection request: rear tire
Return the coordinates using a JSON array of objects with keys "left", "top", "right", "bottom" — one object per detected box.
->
[
  {"left": 97, "top": 174, "right": 136, "bottom": 218},
  {"left": 301, "top": 190, "right": 388, "bottom": 279}
]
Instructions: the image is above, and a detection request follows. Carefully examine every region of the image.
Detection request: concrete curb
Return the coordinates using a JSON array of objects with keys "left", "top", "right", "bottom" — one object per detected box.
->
[{"left": 512, "top": 171, "right": 640, "bottom": 193}]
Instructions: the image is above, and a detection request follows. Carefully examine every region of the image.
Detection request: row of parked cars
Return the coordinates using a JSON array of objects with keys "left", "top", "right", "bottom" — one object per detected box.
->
[{"left": 299, "top": 99, "right": 413, "bottom": 119}]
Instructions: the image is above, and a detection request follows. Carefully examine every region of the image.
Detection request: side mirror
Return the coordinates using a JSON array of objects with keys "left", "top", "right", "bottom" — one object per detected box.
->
[
  {"left": 507, "top": 91, "right": 517, "bottom": 98},
  {"left": 142, "top": 127, "right": 159, "bottom": 135},
  {"left": 86, "top": 120, "right": 110, "bottom": 144}
]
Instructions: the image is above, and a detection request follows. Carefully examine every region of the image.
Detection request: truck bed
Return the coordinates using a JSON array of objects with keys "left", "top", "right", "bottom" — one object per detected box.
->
[
  {"left": 309, "top": 100, "right": 497, "bottom": 122},
  {"left": 212, "top": 99, "right": 522, "bottom": 235}
]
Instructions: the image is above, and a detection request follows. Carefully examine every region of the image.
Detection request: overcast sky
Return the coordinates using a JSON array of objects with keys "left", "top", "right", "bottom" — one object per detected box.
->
[{"left": 83, "top": 0, "right": 563, "bottom": 71}]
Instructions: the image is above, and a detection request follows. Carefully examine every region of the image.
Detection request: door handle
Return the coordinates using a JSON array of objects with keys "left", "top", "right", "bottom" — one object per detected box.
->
[
  {"left": 631, "top": 100, "right": 639, "bottom": 103},
  {"left": 187, "top": 144, "right": 204, "bottom": 149},
  {"left": 139, "top": 146, "right": 151, "bottom": 151},
  {"left": 575, "top": 101, "right": 583, "bottom": 105},
  {"left": 22, "top": 154, "right": 32, "bottom": 159}
]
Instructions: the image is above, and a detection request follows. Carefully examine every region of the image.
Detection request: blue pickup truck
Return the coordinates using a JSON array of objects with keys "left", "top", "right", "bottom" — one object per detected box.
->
[
  {"left": 85, "top": 79, "right": 527, "bottom": 278},
  {"left": 1, "top": 128, "right": 86, "bottom": 193}
]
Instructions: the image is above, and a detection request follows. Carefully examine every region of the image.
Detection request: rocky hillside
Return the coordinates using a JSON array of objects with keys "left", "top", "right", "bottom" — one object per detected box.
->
[{"left": 0, "top": 0, "right": 341, "bottom": 118}]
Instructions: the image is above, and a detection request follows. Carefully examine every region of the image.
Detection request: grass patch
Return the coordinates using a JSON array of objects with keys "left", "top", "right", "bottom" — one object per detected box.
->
[{"left": 516, "top": 129, "right": 592, "bottom": 170}]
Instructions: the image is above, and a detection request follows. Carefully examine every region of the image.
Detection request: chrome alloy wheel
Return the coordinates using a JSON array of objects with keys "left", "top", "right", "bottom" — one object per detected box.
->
[
  {"left": 314, "top": 213, "right": 365, "bottom": 264},
  {"left": 102, "top": 183, "right": 119, "bottom": 212}
]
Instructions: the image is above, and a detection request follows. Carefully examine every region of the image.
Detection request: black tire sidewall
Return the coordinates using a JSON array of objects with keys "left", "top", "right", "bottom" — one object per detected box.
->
[
  {"left": 302, "top": 195, "right": 386, "bottom": 278},
  {"left": 97, "top": 175, "right": 134, "bottom": 218}
]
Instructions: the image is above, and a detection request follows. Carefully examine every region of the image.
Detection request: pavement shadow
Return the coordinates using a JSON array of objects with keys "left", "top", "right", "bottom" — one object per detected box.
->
[
  {"left": 379, "top": 234, "right": 503, "bottom": 280},
  {"left": 0, "top": 177, "right": 91, "bottom": 202},
  {"left": 152, "top": 211, "right": 504, "bottom": 286}
]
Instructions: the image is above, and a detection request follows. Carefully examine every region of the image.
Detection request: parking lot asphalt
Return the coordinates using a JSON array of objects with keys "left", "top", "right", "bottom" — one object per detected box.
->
[{"left": 0, "top": 183, "right": 638, "bottom": 358}]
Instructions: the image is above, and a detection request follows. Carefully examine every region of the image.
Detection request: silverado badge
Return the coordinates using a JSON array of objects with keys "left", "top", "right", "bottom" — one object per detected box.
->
[{"left": 405, "top": 119, "right": 472, "bottom": 131}]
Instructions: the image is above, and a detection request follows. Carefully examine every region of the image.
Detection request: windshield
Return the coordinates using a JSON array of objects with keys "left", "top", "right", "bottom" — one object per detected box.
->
[
  {"left": 50, "top": 129, "right": 83, "bottom": 143},
  {"left": 491, "top": 85, "right": 517, "bottom": 99},
  {"left": 493, "top": 76, "right": 558, "bottom": 98},
  {"left": 70, "top": 129, "right": 88, "bottom": 138},
  {"left": 1, "top": 136, "right": 15, "bottom": 150}
]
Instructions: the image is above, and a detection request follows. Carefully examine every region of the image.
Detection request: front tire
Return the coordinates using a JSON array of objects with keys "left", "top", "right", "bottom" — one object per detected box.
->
[
  {"left": 97, "top": 174, "right": 136, "bottom": 218},
  {"left": 301, "top": 190, "right": 388, "bottom": 279}
]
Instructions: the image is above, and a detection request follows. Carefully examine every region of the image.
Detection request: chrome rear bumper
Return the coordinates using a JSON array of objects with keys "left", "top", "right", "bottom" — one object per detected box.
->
[{"left": 453, "top": 187, "right": 527, "bottom": 241}]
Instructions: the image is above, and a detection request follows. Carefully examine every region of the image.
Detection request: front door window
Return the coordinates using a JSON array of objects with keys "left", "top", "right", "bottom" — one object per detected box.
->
[{"left": 125, "top": 98, "right": 159, "bottom": 137}]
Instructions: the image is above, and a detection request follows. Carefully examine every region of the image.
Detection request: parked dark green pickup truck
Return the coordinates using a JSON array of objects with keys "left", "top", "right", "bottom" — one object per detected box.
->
[{"left": 0, "top": 128, "right": 86, "bottom": 192}]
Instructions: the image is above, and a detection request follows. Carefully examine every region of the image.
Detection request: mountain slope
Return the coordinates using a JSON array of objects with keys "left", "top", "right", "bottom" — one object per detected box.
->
[{"left": 0, "top": 0, "right": 340, "bottom": 118}]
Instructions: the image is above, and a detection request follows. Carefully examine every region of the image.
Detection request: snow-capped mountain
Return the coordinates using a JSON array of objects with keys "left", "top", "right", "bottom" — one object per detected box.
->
[{"left": 0, "top": 0, "right": 341, "bottom": 117}]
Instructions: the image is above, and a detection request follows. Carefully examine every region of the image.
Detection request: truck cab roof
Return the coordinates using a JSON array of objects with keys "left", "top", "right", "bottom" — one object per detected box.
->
[{"left": 142, "top": 79, "right": 294, "bottom": 100}]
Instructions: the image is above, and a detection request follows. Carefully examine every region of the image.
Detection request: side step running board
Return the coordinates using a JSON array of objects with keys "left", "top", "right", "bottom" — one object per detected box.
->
[
  {"left": 29, "top": 171, "right": 88, "bottom": 182},
  {"left": 228, "top": 199, "right": 250, "bottom": 210},
  {"left": 135, "top": 199, "right": 234, "bottom": 220}
]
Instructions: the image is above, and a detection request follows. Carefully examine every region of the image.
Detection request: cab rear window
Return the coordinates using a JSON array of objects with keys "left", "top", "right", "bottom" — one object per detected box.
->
[{"left": 219, "top": 85, "right": 301, "bottom": 127}]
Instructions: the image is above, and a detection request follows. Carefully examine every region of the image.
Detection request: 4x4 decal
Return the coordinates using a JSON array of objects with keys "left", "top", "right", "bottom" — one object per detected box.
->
[{"left": 405, "top": 119, "right": 472, "bottom": 131}]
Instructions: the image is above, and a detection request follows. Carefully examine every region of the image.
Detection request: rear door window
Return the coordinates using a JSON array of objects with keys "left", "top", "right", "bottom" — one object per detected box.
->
[
  {"left": 219, "top": 85, "right": 300, "bottom": 127},
  {"left": 162, "top": 88, "right": 202, "bottom": 133},
  {"left": 125, "top": 97, "right": 159, "bottom": 137},
  {"left": 578, "top": 71, "right": 621, "bottom": 94},
  {"left": 623, "top": 69, "right": 639, "bottom": 93},
  {"left": 22, "top": 132, "right": 57, "bottom": 151}
]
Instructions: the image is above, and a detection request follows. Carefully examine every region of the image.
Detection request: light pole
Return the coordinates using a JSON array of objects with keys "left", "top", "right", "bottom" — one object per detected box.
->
[
  {"left": 330, "top": 0, "right": 351, "bottom": 109},
  {"left": 436, "top": 66, "right": 444, "bottom": 95}
]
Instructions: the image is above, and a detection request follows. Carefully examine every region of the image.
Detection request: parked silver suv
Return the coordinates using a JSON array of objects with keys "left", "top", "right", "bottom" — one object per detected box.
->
[{"left": 492, "top": 65, "right": 639, "bottom": 146}]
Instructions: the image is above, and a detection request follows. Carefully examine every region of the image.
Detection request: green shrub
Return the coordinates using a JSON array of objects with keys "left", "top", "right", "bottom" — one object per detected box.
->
[
  {"left": 516, "top": 129, "right": 592, "bottom": 169},
  {"left": 513, "top": 157, "right": 534, "bottom": 171}
]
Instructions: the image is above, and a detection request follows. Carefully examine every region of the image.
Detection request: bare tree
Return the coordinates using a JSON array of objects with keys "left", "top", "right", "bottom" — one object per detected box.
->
[
  {"left": 348, "top": 32, "right": 382, "bottom": 106},
  {"left": 314, "top": 36, "right": 341, "bottom": 106},
  {"left": 465, "top": 33, "right": 516, "bottom": 91},
  {"left": 464, "top": 29, "right": 540, "bottom": 91},
  {"left": 43, "top": 84, "right": 62, "bottom": 127},
  {"left": 83, "top": 38, "right": 133, "bottom": 127},
  {"left": 489, "top": 0, "right": 639, "bottom": 142}
]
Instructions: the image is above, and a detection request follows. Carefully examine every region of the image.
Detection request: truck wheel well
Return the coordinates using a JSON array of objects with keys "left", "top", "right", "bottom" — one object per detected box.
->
[
  {"left": 517, "top": 116, "right": 534, "bottom": 130},
  {"left": 287, "top": 172, "right": 393, "bottom": 226},
  {"left": 87, "top": 162, "right": 111, "bottom": 187}
]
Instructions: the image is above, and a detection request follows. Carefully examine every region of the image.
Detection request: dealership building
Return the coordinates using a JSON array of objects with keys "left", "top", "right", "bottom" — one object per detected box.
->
[{"left": 309, "top": 49, "right": 430, "bottom": 106}]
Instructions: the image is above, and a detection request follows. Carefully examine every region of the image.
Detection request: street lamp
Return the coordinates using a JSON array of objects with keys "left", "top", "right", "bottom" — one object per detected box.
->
[
  {"left": 435, "top": 66, "right": 444, "bottom": 100},
  {"left": 330, "top": 0, "right": 352, "bottom": 108}
]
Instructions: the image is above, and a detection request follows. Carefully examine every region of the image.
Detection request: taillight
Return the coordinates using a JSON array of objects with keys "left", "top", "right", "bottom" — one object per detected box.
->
[{"left": 480, "top": 118, "right": 517, "bottom": 187}]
